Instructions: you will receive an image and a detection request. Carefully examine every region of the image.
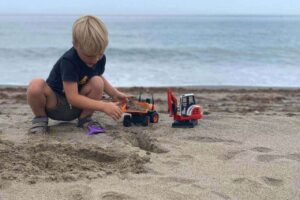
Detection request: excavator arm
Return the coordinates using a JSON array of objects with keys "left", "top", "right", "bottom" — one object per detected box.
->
[{"left": 167, "top": 88, "right": 178, "bottom": 117}]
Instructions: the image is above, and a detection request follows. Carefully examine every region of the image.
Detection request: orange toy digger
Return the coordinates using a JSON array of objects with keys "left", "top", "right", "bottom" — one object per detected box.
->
[{"left": 167, "top": 88, "right": 203, "bottom": 128}]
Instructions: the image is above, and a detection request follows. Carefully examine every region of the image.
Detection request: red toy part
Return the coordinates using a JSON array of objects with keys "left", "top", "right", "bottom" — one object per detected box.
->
[{"left": 167, "top": 88, "right": 203, "bottom": 128}]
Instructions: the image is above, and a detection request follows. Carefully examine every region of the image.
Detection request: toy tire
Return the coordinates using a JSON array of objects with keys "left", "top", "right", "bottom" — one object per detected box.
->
[
  {"left": 123, "top": 115, "right": 132, "bottom": 127},
  {"left": 150, "top": 111, "right": 159, "bottom": 123},
  {"left": 142, "top": 116, "right": 150, "bottom": 126},
  {"left": 189, "top": 120, "right": 198, "bottom": 127}
]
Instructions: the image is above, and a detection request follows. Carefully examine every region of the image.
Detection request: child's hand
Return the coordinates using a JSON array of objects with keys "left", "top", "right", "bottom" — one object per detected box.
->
[
  {"left": 113, "top": 91, "right": 133, "bottom": 103},
  {"left": 103, "top": 102, "right": 123, "bottom": 121}
]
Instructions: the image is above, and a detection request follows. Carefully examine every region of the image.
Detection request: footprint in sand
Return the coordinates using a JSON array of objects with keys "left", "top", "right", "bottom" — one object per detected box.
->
[
  {"left": 286, "top": 153, "right": 300, "bottom": 162},
  {"left": 100, "top": 191, "right": 136, "bottom": 200},
  {"left": 161, "top": 160, "right": 181, "bottom": 167},
  {"left": 63, "top": 184, "right": 93, "bottom": 200},
  {"left": 211, "top": 191, "right": 231, "bottom": 200},
  {"left": 261, "top": 176, "right": 283, "bottom": 186},
  {"left": 256, "top": 154, "right": 283, "bottom": 162},
  {"left": 158, "top": 176, "right": 197, "bottom": 184},
  {"left": 250, "top": 147, "right": 273, "bottom": 153},
  {"left": 218, "top": 150, "right": 245, "bottom": 161},
  {"left": 185, "top": 136, "right": 242, "bottom": 145},
  {"left": 256, "top": 153, "right": 300, "bottom": 162},
  {"left": 232, "top": 177, "right": 263, "bottom": 188}
]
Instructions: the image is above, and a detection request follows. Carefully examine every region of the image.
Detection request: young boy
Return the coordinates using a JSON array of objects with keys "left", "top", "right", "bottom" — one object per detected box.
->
[{"left": 27, "top": 15, "right": 129, "bottom": 134}]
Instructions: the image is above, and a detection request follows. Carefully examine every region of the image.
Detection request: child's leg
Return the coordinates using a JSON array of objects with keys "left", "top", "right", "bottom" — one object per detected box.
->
[
  {"left": 27, "top": 78, "right": 57, "bottom": 117},
  {"left": 78, "top": 76, "right": 104, "bottom": 119}
]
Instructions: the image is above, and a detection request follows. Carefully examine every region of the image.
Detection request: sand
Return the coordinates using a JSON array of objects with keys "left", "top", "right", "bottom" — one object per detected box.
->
[{"left": 0, "top": 86, "right": 299, "bottom": 200}]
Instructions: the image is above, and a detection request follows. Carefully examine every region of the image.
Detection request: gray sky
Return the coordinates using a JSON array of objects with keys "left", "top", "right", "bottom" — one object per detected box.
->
[{"left": 1, "top": 0, "right": 300, "bottom": 15}]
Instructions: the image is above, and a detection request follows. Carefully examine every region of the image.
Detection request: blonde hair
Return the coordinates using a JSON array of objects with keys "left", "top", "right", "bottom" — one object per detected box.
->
[{"left": 72, "top": 15, "right": 108, "bottom": 56}]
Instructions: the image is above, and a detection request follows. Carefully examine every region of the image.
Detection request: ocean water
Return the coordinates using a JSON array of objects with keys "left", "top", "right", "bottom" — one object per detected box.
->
[{"left": 0, "top": 15, "right": 300, "bottom": 87}]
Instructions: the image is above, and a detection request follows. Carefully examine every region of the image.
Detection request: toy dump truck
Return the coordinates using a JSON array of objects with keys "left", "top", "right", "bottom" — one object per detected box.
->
[{"left": 121, "top": 94, "right": 159, "bottom": 127}]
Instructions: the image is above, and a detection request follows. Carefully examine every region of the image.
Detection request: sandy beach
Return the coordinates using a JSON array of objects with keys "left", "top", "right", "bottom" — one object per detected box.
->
[{"left": 0, "top": 86, "right": 299, "bottom": 200}]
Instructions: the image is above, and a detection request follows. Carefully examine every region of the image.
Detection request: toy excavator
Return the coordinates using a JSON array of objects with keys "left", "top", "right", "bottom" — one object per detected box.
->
[
  {"left": 167, "top": 88, "right": 203, "bottom": 128},
  {"left": 120, "top": 94, "right": 159, "bottom": 127}
]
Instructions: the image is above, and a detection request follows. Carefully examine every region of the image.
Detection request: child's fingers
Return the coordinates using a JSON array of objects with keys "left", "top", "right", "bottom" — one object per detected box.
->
[
  {"left": 127, "top": 95, "right": 136, "bottom": 100},
  {"left": 113, "top": 113, "right": 122, "bottom": 121},
  {"left": 112, "top": 108, "right": 123, "bottom": 120},
  {"left": 127, "top": 94, "right": 134, "bottom": 98}
]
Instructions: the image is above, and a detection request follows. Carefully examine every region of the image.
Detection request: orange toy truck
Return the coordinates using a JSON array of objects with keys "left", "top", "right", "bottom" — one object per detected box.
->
[{"left": 121, "top": 94, "right": 159, "bottom": 127}]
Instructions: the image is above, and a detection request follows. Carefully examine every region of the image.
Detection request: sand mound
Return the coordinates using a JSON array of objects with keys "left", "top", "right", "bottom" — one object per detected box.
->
[{"left": 0, "top": 138, "right": 149, "bottom": 184}]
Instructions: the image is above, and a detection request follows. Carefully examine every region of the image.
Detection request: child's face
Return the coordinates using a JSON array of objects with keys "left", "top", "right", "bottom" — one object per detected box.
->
[{"left": 75, "top": 46, "right": 103, "bottom": 68}]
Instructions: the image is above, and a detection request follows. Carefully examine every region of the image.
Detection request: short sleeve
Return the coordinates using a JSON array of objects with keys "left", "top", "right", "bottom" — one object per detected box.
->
[
  {"left": 97, "top": 55, "right": 106, "bottom": 75},
  {"left": 60, "top": 59, "right": 79, "bottom": 82}
]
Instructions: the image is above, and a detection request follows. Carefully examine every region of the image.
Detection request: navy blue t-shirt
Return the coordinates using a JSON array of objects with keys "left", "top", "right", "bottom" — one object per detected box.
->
[{"left": 46, "top": 47, "right": 106, "bottom": 94}]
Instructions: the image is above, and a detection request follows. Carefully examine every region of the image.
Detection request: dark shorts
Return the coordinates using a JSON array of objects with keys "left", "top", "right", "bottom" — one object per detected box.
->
[{"left": 45, "top": 93, "right": 82, "bottom": 121}]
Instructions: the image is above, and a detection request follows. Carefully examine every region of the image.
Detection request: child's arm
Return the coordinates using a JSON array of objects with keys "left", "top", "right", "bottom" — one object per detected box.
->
[
  {"left": 102, "top": 76, "right": 130, "bottom": 102},
  {"left": 63, "top": 81, "right": 123, "bottom": 120}
]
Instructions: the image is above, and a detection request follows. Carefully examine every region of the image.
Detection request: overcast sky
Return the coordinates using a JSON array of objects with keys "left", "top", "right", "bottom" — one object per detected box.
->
[{"left": 1, "top": 0, "right": 300, "bottom": 15}]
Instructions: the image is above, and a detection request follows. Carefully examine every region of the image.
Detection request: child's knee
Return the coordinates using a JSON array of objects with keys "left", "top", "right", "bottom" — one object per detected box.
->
[
  {"left": 89, "top": 76, "right": 104, "bottom": 92},
  {"left": 27, "top": 78, "right": 46, "bottom": 96}
]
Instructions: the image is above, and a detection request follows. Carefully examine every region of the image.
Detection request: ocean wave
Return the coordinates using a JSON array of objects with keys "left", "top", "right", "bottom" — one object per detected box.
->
[
  {"left": 106, "top": 47, "right": 300, "bottom": 65},
  {"left": 106, "top": 47, "right": 241, "bottom": 60},
  {"left": 0, "top": 46, "right": 239, "bottom": 61},
  {"left": 0, "top": 47, "right": 67, "bottom": 59},
  {"left": 0, "top": 46, "right": 299, "bottom": 65}
]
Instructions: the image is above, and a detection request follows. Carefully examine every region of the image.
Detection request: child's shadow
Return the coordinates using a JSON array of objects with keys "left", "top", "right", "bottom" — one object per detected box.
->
[{"left": 49, "top": 121, "right": 81, "bottom": 135}]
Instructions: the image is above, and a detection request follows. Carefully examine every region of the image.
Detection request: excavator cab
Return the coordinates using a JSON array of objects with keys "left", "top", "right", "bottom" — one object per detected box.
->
[{"left": 180, "top": 94, "right": 196, "bottom": 116}]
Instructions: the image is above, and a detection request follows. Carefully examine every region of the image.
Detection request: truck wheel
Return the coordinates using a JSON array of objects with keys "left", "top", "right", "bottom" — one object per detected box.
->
[
  {"left": 142, "top": 116, "right": 150, "bottom": 126},
  {"left": 123, "top": 115, "right": 132, "bottom": 127},
  {"left": 150, "top": 111, "right": 159, "bottom": 123}
]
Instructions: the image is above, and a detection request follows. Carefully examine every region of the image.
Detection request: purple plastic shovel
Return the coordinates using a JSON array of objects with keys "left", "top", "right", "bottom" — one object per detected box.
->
[{"left": 86, "top": 124, "right": 106, "bottom": 135}]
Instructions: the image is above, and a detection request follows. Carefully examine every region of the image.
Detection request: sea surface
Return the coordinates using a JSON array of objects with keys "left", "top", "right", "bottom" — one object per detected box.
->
[{"left": 0, "top": 15, "right": 300, "bottom": 87}]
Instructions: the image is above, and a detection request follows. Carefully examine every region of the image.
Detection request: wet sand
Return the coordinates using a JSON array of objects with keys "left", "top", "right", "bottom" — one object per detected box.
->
[{"left": 0, "top": 86, "right": 299, "bottom": 200}]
